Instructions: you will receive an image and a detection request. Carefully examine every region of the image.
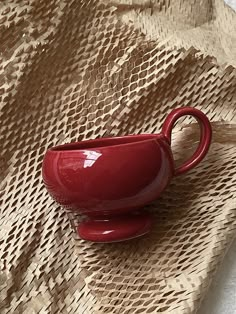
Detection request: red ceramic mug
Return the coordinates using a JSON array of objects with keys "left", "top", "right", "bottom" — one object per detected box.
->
[{"left": 42, "top": 107, "right": 212, "bottom": 242}]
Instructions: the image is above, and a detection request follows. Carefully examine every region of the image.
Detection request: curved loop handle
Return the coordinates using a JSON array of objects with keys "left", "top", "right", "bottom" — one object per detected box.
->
[{"left": 161, "top": 107, "right": 212, "bottom": 176}]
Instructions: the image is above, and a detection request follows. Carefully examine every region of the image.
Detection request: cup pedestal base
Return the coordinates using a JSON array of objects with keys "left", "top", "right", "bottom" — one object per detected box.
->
[{"left": 77, "top": 211, "right": 152, "bottom": 243}]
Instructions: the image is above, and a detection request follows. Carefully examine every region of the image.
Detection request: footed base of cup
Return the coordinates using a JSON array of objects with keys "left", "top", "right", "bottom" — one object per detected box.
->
[{"left": 77, "top": 211, "right": 152, "bottom": 243}]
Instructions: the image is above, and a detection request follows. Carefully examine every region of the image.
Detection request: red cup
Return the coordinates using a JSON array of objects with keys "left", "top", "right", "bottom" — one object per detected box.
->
[{"left": 42, "top": 107, "right": 212, "bottom": 242}]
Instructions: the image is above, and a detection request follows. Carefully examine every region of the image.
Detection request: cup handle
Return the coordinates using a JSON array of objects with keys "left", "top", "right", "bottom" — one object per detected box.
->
[{"left": 161, "top": 107, "right": 212, "bottom": 176}]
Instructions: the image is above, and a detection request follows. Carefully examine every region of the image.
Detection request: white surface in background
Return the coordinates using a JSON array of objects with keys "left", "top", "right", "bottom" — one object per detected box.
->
[
  {"left": 198, "top": 238, "right": 236, "bottom": 314},
  {"left": 224, "top": 0, "right": 236, "bottom": 10}
]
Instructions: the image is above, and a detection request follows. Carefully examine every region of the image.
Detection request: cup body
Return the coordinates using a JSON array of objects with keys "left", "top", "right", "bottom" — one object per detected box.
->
[
  {"left": 42, "top": 134, "right": 174, "bottom": 216},
  {"left": 42, "top": 107, "right": 212, "bottom": 242}
]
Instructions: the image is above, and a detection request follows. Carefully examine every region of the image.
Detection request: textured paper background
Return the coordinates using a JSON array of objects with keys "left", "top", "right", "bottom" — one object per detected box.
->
[
  {"left": 0, "top": 1, "right": 236, "bottom": 313},
  {"left": 199, "top": 1, "right": 236, "bottom": 313},
  {"left": 198, "top": 238, "right": 236, "bottom": 314}
]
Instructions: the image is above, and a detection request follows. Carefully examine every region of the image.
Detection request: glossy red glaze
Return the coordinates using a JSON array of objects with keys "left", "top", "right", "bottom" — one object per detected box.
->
[
  {"left": 42, "top": 107, "right": 212, "bottom": 242},
  {"left": 161, "top": 107, "right": 212, "bottom": 175},
  {"left": 78, "top": 213, "right": 152, "bottom": 242}
]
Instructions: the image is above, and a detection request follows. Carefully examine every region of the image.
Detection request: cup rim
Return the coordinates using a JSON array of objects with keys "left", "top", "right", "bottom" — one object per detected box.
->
[{"left": 47, "top": 134, "right": 163, "bottom": 152}]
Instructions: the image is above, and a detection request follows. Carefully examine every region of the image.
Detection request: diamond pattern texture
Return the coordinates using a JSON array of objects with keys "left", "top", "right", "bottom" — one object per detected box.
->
[{"left": 0, "top": 1, "right": 236, "bottom": 313}]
